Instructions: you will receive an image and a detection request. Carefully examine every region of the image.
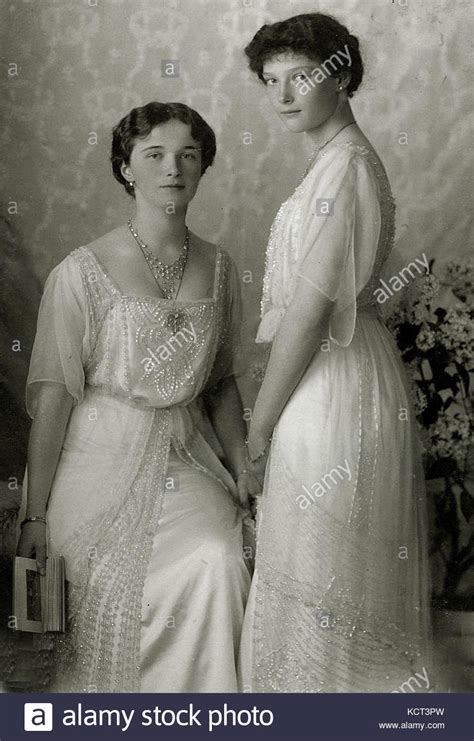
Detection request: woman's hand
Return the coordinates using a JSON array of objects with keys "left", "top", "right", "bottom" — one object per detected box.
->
[
  {"left": 245, "top": 424, "right": 271, "bottom": 504},
  {"left": 246, "top": 424, "right": 271, "bottom": 464},
  {"left": 246, "top": 451, "right": 269, "bottom": 483},
  {"left": 16, "top": 522, "right": 47, "bottom": 576}
]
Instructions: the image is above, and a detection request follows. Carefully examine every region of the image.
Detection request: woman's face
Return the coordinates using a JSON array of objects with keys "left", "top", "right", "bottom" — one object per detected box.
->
[
  {"left": 122, "top": 120, "right": 203, "bottom": 210},
  {"left": 262, "top": 53, "right": 340, "bottom": 134}
]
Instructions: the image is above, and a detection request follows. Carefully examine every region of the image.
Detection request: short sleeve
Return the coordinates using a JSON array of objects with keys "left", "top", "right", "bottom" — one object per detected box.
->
[
  {"left": 297, "top": 148, "right": 381, "bottom": 346},
  {"left": 26, "top": 255, "right": 90, "bottom": 418},
  {"left": 205, "top": 252, "right": 244, "bottom": 392}
]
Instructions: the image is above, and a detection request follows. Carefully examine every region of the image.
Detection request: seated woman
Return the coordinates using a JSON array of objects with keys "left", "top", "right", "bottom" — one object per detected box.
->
[{"left": 16, "top": 101, "right": 259, "bottom": 692}]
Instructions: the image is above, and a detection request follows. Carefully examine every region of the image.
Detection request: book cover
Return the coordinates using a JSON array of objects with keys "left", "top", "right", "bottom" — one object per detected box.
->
[{"left": 13, "top": 556, "right": 66, "bottom": 633}]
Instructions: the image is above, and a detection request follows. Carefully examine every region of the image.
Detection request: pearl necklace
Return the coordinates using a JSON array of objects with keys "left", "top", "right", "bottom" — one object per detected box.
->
[
  {"left": 298, "top": 121, "right": 356, "bottom": 185},
  {"left": 128, "top": 218, "right": 189, "bottom": 301}
]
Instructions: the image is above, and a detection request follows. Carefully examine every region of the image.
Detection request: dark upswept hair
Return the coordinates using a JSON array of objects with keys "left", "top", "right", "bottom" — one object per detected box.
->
[
  {"left": 245, "top": 13, "right": 363, "bottom": 98},
  {"left": 111, "top": 101, "right": 217, "bottom": 196}
]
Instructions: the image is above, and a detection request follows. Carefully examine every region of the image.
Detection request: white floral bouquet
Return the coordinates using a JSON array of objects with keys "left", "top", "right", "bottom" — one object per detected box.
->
[{"left": 387, "top": 259, "right": 474, "bottom": 608}]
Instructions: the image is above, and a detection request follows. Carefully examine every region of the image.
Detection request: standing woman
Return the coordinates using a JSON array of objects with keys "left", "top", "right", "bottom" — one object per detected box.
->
[
  {"left": 16, "top": 101, "right": 259, "bottom": 692},
  {"left": 240, "top": 14, "right": 434, "bottom": 692}
]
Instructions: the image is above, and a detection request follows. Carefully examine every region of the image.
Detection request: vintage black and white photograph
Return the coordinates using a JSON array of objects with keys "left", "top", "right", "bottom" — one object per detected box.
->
[{"left": 0, "top": 0, "right": 472, "bottom": 709}]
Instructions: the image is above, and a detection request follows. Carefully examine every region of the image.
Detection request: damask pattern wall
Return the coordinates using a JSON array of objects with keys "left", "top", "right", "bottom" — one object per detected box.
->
[{"left": 0, "top": 0, "right": 472, "bottom": 469}]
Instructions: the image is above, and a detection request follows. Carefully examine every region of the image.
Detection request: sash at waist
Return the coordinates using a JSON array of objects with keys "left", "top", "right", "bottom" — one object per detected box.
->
[
  {"left": 256, "top": 303, "right": 382, "bottom": 343},
  {"left": 81, "top": 384, "right": 204, "bottom": 446}
]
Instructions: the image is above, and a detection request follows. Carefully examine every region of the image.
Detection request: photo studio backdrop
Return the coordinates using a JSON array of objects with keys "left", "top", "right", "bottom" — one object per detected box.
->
[{"left": 0, "top": 0, "right": 472, "bottom": 474}]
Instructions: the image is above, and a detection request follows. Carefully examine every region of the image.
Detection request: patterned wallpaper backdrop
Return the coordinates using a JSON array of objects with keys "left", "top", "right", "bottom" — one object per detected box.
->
[{"left": 0, "top": 0, "right": 472, "bottom": 471}]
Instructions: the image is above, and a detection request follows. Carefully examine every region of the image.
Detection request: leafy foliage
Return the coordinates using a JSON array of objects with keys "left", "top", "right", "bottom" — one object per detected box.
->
[{"left": 387, "top": 260, "right": 474, "bottom": 608}]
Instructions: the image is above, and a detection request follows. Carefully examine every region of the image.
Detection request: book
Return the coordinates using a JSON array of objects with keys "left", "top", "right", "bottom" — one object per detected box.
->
[{"left": 13, "top": 556, "right": 66, "bottom": 633}]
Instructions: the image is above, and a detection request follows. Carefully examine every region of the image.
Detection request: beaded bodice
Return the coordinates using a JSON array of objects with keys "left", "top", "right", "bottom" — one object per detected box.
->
[
  {"left": 259, "top": 143, "right": 396, "bottom": 332},
  {"left": 70, "top": 244, "right": 232, "bottom": 408}
]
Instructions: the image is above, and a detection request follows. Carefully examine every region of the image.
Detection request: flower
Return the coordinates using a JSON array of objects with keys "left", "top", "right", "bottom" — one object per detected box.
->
[
  {"left": 420, "top": 273, "right": 441, "bottom": 304},
  {"left": 412, "top": 386, "right": 428, "bottom": 415},
  {"left": 443, "top": 259, "right": 474, "bottom": 305},
  {"left": 385, "top": 305, "right": 406, "bottom": 334},
  {"left": 405, "top": 273, "right": 441, "bottom": 324},
  {"left": 412, "top": 273, "right": 441, "bottom": 323},
  {"left": 390, "top": 257, "right": 474, "bottom": 604},
  {"left": 416, "top": 325, "right": 436, "bottom": 352},
  {"left": 437, "top": 304, "right": 474, "bottom": 369},
  {"left": 429, "top": 410, "right": 472, "bottom": 466},
  {"left": 386, "top": 258, "right": 473, "bottom": 476}
]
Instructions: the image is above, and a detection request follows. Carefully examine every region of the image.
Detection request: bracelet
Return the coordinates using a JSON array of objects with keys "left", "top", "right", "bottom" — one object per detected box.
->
[{"left": 20, "top": 516, "right": 47, "bottom": 529}]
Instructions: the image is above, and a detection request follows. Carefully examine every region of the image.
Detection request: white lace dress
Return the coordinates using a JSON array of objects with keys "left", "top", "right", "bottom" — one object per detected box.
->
[
  {"left": 239, "top": 143, "right": 434, "bottom": 692},
  {"left": 21, "top": 244, "right": 250, "bottom": 692}
]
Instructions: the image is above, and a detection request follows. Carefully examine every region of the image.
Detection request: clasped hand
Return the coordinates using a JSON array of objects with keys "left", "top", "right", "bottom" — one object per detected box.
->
[{"left": 234, "top": 426, "right": 271, "bottom": 515}]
